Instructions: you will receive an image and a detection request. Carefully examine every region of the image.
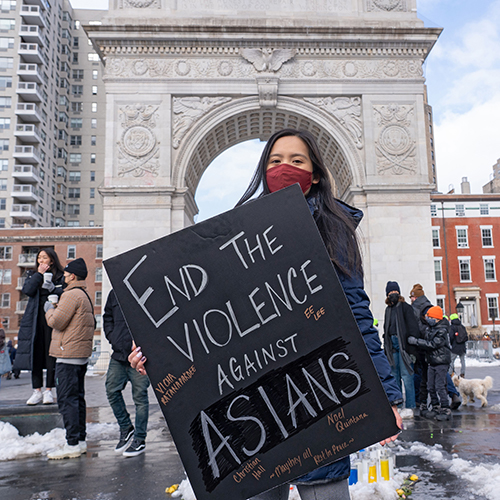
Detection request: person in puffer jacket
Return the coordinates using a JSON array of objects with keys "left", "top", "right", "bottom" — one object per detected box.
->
[{"left": 408, "top": 306, "right": 452, "bottom": 421}]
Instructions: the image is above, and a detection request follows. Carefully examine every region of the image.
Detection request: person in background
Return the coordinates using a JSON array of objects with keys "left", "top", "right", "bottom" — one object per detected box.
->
[
  {"left": 104, "top": 289, "right": 150, "bottom": 458},
  {"left": 14, "top": 248, "right": 65, "bottom": 405},
  {"left": 448, "top": 313, "right": 468, "bottom": 378},
  {"left": 6, "top": 340, "right": 20, "bottom": 380},
  {"left": 44, "top": 258, "right": 95, "bottom": 460},
  {"left": 383, "top": 281, "right": 420, "bottom": 417},
  {"left": 408, "top": 306, "right": 452, "bottom": 421}
]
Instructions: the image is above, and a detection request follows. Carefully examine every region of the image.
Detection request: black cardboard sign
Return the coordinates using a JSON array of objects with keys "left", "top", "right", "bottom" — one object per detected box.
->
[{"left": 104, "top": 185, "right": 398, "bottom": 500}]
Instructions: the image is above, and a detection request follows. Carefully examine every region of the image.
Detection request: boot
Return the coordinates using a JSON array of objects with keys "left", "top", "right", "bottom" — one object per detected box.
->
[
  {"left": 417, "top": 402, "right": 427, "bottom": 417},
  {"left": 435, "top": 407, "right": 452, "bottom": 421},
  {"left": 450, "top": 394, "right": 461, "bottom": 410},
  {"left": 423, "top": 405, "right": 439, "bottom": 419}
]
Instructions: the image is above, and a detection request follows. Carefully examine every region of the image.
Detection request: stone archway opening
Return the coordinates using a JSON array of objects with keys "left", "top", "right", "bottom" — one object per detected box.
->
[{"left": 181, "top": 108, "right": 355, "bottom": 214}]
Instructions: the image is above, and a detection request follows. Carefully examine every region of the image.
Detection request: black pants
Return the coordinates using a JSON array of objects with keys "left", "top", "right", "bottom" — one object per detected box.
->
[
  {"left": 32, "top": 314, "right": 56, "bottom": 389},
  {"left": 55, "top": 362, "right": 87, "bottom": 446}
]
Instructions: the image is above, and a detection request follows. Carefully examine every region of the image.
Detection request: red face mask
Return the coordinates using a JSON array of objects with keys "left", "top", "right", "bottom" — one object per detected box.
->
[{"left": 266, "top": 163, "right": 313, "bottom": 194}]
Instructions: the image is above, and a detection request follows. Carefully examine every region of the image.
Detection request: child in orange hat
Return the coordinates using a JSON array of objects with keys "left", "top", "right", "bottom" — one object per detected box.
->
[{"left": 407, "top": 306, "right": 452, "bottom": 421}]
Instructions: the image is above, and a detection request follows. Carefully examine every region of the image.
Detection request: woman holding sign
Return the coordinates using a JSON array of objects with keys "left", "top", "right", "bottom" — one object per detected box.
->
[{"left": 131, "top": 129, "right": 403, "bottom": 500}]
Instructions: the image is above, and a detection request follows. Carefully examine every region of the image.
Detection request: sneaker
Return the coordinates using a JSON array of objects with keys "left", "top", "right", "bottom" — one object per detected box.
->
[
  {"left": 115, "top": 426, "right": 134, "bottom": 453},
  {"left": 422, "top": 405, "right": 439, "bottom": 419},
  {"left": 123, "top": 438, "right": 146, "bottom": 457},
  {"left": 450, "top": 394, "right": 461, "bottom": 410},
  {"left": 47, "top": 443, "right": 81, "bottom": 460},
  {"left": 435, "top": 407, "right": 452, "bottom": 421},
  {"left": 43, "top": 389, "right": 54, "bottom": 405},
  {"left": 26, "top": 389, "right": 43, "bottom": 405},
  {"left": 79, "top": 441, "right": 87, "bottom": 454},
  {"left": 398, "top": 408, "right": 414, "bottom": 419}
]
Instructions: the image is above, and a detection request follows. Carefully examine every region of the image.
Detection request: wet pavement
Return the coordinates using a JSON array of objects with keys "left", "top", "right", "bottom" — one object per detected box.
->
[{"left": 0, "top": 364, "right": 499, "bottom": 500}]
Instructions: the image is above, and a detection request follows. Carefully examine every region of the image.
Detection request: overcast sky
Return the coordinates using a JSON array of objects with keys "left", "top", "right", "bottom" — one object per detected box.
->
[{"left": 69, "top": 0, "right": 500, "bottom": 219}]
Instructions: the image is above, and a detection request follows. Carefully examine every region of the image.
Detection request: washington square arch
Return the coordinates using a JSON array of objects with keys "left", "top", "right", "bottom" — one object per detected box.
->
[{"left": 86, "top": 0, "right": 442, "bottom": 325}]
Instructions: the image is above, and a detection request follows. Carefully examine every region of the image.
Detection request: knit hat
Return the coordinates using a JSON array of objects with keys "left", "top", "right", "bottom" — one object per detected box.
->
[
  {"left": 426, "top": 306, "right": 443, "bottom": 320},
  {"left": 449, "top": 313, "right": 459, "bottom": 321},
  {"left": 385, "top": 281, "right": 400, "bottom": 296},
  {"left": 64, "top": 258, "right": 88, "bottom": 279},
  {"left": 410, "top": 283, "right": 424, "bottom": 298}
]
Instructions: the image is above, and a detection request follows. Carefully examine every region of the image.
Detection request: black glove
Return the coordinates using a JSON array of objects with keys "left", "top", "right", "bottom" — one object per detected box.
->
[{"left": 407, "top": 336, "right": 418, "bottom": 345}]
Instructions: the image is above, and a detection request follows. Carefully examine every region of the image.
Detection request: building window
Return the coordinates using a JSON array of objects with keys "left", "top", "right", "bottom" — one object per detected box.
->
[
  {"left": 481, "top": 227, "right": 493, "bottom": 247},
  {"left": 0, "top": 198, "right": 6, "bottom": 210},
  {"left": 89, "top": 188, "right": 95, "bottom": 199},
  {"left": 72, "top": 52, "right": 79, "bottom": 63},
  {"left": 71, "top": 85, "right": 83, "bottom": 96},
  {"left": 0, "top": 96, "right": 12, "bottom": 109},
  {"left": 70, "top": 118, "right": 83, "bottom": 129},
  {"left": 70, "top": 153, "right": 82, "bottom": 163},
  {"left": 89, "top": 204, "right": 94, "bottom": 215},
  {"left": 0, "top": 159, "right": 7, "bottom": 171},
  {"left": 0, "top": 179, "right": 7, "bottom": 191},
  {"left": 484, "top": 258, "right": 496, "bottom": 281},
  {"left": 70, "top": 135, "right": 82, "bottom": 146},
  {"left": 480, "top": 203, "right": 489, "bottom": 215},
  {"left": 96, "top": 244, "right": 103, "bottom": 259},
  {"left": 91, "top": 102, "right": 97, "bottom": 113},
  {"left": 90, "top": 154, "right": 96, "bottom": 164},
  {"left": 0, "top": 19, "right": 16, "bottom": 30},
  {"left": 67, "top": 221, "right": 80, "bottom": 227},
  {"left": 91, "top": 118, "right": 97, "bottom": 129},
  {"left": 432, "top": 228, "right": 440, "bottom": 248},
  {"left": 95, "top": 267, "right": 102, "bottom": 282},
  {"left": 72, "top": 69, "right": 84, "bottom": 79},
  {"left": 459, "top": 258, "right": 471, "bottom": 282},
  {"left": 92, "top": 86, "right": 97, "bottom": 95},
  {"left": 455, "top": 204, "right": 465, "bottom": 217},
  {"left": 0, "top": 245, "right": 12, "bottom": 260},
  {"left": 0, "top": 118, "right": 10, "bottom": 129},
  {"left": 92, "top": 70, "right": 98, "bottom": 80},
  {"left": 1, "top": 293, "right": 10, "bottom": 308},
  {"left": 91, "top": 135, "right": 96, "bottom": 146},
  {"left": 0, "top": 268, "right": 11, "bottom": 285},
  {"left": 456, "top": 227, "right": 468, "bottom": 248},
  {"left": 69, "top": 171, "right": 81, "bottom": 182},
  {"left": 0, "top": 138, "right": 9, "bottom": 151},
  {"left": 436, "top": 296, "right": 446, "bottom": 316},
  {"left": 89, "top": 220, "right": 95, "bottom": 227},
  {"left": 73, "top": 37, "right": 79, "bottom": 48},
  {"left": 68, "top": 188, "right": 80, "bottom": 198},
  {"left": 0, "top": 57, "right": 13, "bottom": 70},
  {"left": 487, "top": 296, "right": 499, "bottom": 320},
  {"left": 68, "top": 204, "right": 80, "bottom": 215},
  {"left": 434, "top": 259, "right": 443, "bottom": 282},
  {"left": 67, "top": 245, "right": 76, "bottom": 259},
  {"left": 71, "top": 102, "right": 83, "bottom": 113},
  {"left": 2, "top": 317, "right": 9, "bottom": 329},
  {"left": 88, "top": 53, "right": 99, "bottom": 61},
  {"left": 95, "top": 291, "right": 102, "bottom": 306},
  {"left": 0, "top": 76, "right": 12, "bottom": 89}
]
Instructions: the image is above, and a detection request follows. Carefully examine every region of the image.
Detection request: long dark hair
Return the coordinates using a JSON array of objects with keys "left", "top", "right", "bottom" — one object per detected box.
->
[
  {"left": 37, "top": 247, "right": 64, "bottom": 280},
  {"left": 236, "top": 129, "right": 362, "bottom": 277}
]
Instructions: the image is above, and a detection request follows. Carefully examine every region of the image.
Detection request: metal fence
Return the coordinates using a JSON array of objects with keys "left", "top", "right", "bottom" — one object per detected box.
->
[{"left": 466, "top": 340, "right": 496, "bottom": 360}]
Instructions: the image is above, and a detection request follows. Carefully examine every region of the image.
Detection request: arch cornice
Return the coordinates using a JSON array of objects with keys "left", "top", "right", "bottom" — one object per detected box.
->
[{"left": 173, "top": 96, "right": 364, "bottom": 200}]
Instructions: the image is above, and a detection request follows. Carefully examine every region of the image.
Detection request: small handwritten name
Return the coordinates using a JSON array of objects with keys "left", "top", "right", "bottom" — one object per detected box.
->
[
  {"left": 233, "top": 458, "right": 265, "bottom": 483},
  {"left": 304, "top": 305, "right": 326, "bottom": 321},
  {"left": 155, "top": 364, "right": 196, "bottom": 405},
  {"left": 328, "top": 408, "right": 368, "bottom": 433}
]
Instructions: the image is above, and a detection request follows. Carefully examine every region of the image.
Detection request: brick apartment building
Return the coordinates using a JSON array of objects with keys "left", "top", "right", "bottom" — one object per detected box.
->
[
  {"left": 431, "top": 182, "right": 500, "bottom": 339},
  {"left": 0, "top": 226, "right": 103, "bottom": 344}
]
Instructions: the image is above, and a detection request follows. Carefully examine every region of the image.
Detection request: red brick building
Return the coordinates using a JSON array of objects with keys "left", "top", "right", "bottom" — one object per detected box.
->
[
  {"left": 431, "top": 192, "right": 500, "bottom": 338},
  {"left": 0, "top": 227, "right": 103, "bottom": 344}
]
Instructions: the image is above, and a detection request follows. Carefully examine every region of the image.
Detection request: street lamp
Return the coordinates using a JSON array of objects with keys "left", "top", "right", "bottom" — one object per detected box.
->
[{"left": 456, "top": 301, "right": 464, "bottom": 322}]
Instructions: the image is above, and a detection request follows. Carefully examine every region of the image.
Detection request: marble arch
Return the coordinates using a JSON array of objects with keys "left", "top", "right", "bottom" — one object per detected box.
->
[
  {"left": 174, "top": 97, "right": 364, "bottom": 201},
  {"left": 88, "top": 0, "right": 442, "bottom": 329}
]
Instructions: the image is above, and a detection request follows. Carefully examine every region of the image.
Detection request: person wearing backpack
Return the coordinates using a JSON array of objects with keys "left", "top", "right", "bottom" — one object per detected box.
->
[{"left": 448, "top": 313, "right": 468, "bottom": 378}]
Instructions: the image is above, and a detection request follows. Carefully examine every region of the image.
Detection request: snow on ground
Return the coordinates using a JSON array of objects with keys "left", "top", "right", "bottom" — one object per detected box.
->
[
  {"left": 396, "top": 441, "right": 500, "bottom": 500},
  {"left": 463, "top": 357, "right": 500, "bottom": 368}
]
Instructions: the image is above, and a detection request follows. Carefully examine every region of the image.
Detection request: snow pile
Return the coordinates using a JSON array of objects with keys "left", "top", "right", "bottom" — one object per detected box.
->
[
  {"left": 0, "top": 421, "right": 65, "bottom": 461},
  {"left": 400, "top": 441, "right": 500, "bottom": 500}
]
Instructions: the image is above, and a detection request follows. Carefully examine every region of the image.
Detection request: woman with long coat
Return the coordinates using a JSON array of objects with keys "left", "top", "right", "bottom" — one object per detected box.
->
[{"left": 14, "top": 248, "right": 64, "bottom": 405}]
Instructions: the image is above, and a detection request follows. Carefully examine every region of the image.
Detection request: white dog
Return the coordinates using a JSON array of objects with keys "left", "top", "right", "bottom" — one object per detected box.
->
[{"left": 452, "top": 374, "right": 493, "bottom": 407}]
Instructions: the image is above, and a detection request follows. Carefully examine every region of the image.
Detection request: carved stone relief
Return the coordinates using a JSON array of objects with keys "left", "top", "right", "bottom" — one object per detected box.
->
[
  {"left": 240, "top": 49, "right": 296, "bottom": 72},
  {"left": 172, "top": 97, "right": 232, "bottom": 148},
  {"left": 365, "top": 0, "right": 407, "bottom": 11},
  {"left": 257, "top": 77, "right": 279, "bottom": 107},
  {"left": 117, "top": 104, "right": 160, "bottom": 177},
  {"left": 304, "top": 97, "right": 363, "bottom": 149},
  {"left": 105, "top": 57, "right": 423, "bottom": 80},
  {"left": 373, "top": 103, "right": 416, "bottom": 175},
  {"left": 120, "top": 0, "right": 160, "bottom": 7},
  {"left": 176, "top": 0, "right": 351, "bottom": 12}
]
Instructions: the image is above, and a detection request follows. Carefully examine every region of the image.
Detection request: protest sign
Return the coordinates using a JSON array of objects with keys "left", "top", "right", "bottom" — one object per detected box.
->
[{"left": 104, "top": 184, "right": 399, "bottom": 500}]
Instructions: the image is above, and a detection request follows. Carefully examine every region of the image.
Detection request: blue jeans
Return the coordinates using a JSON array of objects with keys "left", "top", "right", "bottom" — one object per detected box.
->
[
  {"left": 105, "top": 358, "right": 150, "bottom": 441},
  {"left": 390, "top": 337, "right": 415, "bottom": 408}
]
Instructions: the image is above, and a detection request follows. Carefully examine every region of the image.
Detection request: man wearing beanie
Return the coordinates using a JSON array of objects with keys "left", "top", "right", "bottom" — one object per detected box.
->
[
  {"left": 383, "top": 281, "right": 420, "bottom": 418},
  {"left": 408, "top": 306, "right": 453, "bottom": 421},
  {"left": 44, "top": 257, "right": 95, "bottom": 459}
]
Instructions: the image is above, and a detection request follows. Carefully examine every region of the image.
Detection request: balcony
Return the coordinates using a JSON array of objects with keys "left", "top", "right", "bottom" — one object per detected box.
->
[
  {"left": 18, "top": 43, "right": 45, "bottom": 65},
  {"left": 19, "top": 25, "right": 44, "bottom": 45},
  {"left": 16, "top": 277, "right": 26, "bottom": 290},
  {"left": 15, "top": 103, "right": 42, "bottom": 122},
  {"left": 14, "top": 124, "right": 42, "bottom": 143},
  {"left": 11, "top": 184, "right": 40, "bottom": 202},
  {"left": 24, "top": 0, "right": 46, "bottom": 7},
  {"left": 16, "top": 300, "right": 29, "bottom": 314},
  {"left": 16, "top": 82, "right": 43, "bottom": 102},
  {"left": 20, "top": 5, "right": 47, "bottom": 28},
  {"left": 17, "top": 63, "right": 44, "bottom": 84},
  {"left": 12, "top": 145, "right": 41, "bottom": 164},
  {"left": 12, "top": 164, "right": 41, "bottom": 183},
  {"left": 10, "top": 204, "right": 39, "bottom": 222}
]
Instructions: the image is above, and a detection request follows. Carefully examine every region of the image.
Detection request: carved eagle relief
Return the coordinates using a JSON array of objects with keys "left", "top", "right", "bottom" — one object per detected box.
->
[{"left": 240, "top": 48, "right": 296, "bottom": 72}]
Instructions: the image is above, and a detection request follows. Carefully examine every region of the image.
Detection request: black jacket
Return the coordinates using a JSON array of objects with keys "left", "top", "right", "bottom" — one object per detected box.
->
[
  {"left": 14, "top": 270, "right": 64, "bottom": 371},
  {"left": 449, "top": 318, "right": 467, "bottom": 356},
  {"left": 103, "top": 289, "right": 133, "bottom": 363},
  {"left": 414, "top": 319, "right": 452, "bottom": 366},
  {"left": 411, "top": 295, "right": 433, "bottom": 337},
  {"left": 383, "top": 298, "right": 421, "bottom": 373}
]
